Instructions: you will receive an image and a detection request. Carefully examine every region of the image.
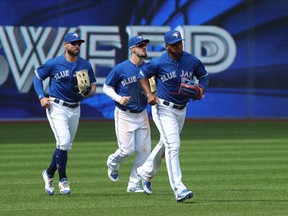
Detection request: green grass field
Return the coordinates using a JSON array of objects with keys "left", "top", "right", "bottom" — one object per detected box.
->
[{"left": 0, "top": 120, "right": 288, "bottom": 216}]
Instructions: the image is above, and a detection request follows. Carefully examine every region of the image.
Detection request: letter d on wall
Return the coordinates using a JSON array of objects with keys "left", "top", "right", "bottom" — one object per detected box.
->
[{"left": 178, "top": 25, "right": 237, "bottom": 74}]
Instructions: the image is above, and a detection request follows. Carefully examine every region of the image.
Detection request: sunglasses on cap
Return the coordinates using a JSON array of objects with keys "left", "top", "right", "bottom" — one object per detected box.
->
[{"left": 69, "top": 41, "right": 83, "bottom": 46}]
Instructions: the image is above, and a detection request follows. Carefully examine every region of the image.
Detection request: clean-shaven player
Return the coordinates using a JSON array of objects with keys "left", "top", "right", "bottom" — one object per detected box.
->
[
  {"left": 103, "top": 35, "right": 151, "bottom": 192},
  {"left": 137, "top": 30, "right": 209, "bottom": 202},
  {"left": 34, "top": 32, "right": 96, "bottom": 195}
]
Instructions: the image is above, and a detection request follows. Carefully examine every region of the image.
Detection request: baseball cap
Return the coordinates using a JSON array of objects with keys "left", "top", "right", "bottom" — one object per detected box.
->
[
  {"left": 164, "top": 30, "right": 184, "bottom": 44},
  {"left": 128, "top": 35, "right": 150, "bottom": 48},
  {"left": 64, "top": 32, "right": 85, "bottom": 43}
]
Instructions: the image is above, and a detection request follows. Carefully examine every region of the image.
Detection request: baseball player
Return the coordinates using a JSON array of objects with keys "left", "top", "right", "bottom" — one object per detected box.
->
[
  {"left": 33, "top": 32, "right": 97, "bottom": 195},
  {"left": 137, "top": 30, "right": 209, "bottom": 202},
  {"left": 103, "top": 35, "right": 151, "bottom": 192}
]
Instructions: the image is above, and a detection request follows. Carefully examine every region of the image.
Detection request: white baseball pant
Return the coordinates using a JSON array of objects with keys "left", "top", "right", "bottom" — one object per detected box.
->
[
  {"left": 46, "top": 101, "right": 80, "bottom": 151},
  {"left": 138, "top": 100, "right": 188, "bottom": 197},
  {"left": 107, "top": 107, "right": 151, "bottom": 189}
]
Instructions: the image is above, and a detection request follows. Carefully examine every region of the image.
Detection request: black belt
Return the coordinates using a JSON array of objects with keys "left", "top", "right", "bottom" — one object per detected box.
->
[
  {"left": 54, "top": 98, "right": 79, "bottom": 108},
  {"left": 118, "top": 107, "right": 143, "bottom": 113},
  {"left": 163, "top": 100, "right": 186, "bottom": 110}
]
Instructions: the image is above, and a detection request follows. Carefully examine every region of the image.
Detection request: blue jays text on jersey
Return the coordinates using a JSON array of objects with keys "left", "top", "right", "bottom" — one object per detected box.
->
[
  {"left": 105, "top": 59, "right": 147, "bottom": 112},
  {"left": 160, "top": 71, "right": 177, "bottom": 83},
  {"left": 138, "top": 51, "right": 209, "bottom": 105},
  {"left": 34, "top": 54, "right": 96, "bottom": 103},
  {"left": 54, "top": 70, "right": 70, "bottom": 80},
  {"left": 121, "top": 76, "right": 137, "bottom": 87}
]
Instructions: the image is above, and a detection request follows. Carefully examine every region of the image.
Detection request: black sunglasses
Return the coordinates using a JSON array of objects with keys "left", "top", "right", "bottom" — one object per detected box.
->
[
  {"left": 135, "top": 43, "right": 147, "bottom": 48},
  {"left": 69, "top": 41, "right": 82, "bottom": 46}
]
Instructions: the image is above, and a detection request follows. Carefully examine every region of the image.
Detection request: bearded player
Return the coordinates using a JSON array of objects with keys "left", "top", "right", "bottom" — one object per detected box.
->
[
  {"left": 34, "top": 32, "right": 96, "bottom": 195},
  {"left": 137, "top": 30, "right": 209, "bottom": 202}
]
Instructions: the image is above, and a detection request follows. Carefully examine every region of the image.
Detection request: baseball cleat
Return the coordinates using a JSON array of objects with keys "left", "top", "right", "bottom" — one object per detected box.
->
[
  {"left": 136, "top": 167, "right": 152, "bottom": 194},
  {"left": 127, "top": 186, "right": 145, "bottom": 193},
  {"left": 142, "top": 180, "right": 152, "bottom": 195},
  {"left": 176, "top": 189, "right": 193, "bottom": 202},
  {"left": 42, "top": 170, "right": 54, "bottom": 196},
  {"left": 107, "top": 166, "right": 119, "bottom": 182},
  {"left": 58, "top": 178, "right": 71, "bottom": 195}
]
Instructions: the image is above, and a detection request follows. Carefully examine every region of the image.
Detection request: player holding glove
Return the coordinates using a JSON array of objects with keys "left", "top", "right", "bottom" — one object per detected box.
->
[
  {"left": 137, "top": 30, "right": 209, "bottom": 202},
  {"left": 76, "top": 69, "right": 93, "bottom": 97},
  {"left": 34, "top": 32, "right": 96, "bottom": 195},
  {"left": 179, "top": 78, "right": 205, "bottom": 100}
]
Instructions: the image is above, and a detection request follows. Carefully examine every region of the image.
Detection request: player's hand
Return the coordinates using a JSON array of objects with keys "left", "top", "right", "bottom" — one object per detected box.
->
[
  {"left": 147, "top": 93, "right": 159, "bottom": 105},
  {"left": 119, "top": 96, "right": 131, "bottom": 106},
  {"left": 40, "top": 97, "right": 51, "bottom": 108},
  {"left": 199, "top": 85, "right": 205, "bottom": 95}
]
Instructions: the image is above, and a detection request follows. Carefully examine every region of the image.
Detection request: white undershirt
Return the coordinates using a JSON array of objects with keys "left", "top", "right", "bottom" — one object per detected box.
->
[{"left": 103, "top": 83, "right": 122, "bottom": 103}]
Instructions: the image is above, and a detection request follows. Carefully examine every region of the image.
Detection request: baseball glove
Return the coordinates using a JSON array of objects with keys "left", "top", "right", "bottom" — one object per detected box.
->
[
  {"left": 179, "top": 83, "right": 203, "bottom": 100},
  {"left": 76, "top": 69, "right": 91, "bottom": 97},
  {"left": 149, "top": 76, "right": 156, "bottom": 93}
]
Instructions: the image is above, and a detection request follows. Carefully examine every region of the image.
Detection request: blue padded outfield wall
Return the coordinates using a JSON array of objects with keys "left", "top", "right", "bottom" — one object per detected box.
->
[{"left": 0, "top": 0, "right": 287, "bottom": 120}]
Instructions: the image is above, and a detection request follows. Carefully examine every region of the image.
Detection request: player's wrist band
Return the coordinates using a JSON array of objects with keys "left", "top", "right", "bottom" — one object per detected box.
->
[{"left": 146, "top": 92, "right": 152, "bottom": 97}]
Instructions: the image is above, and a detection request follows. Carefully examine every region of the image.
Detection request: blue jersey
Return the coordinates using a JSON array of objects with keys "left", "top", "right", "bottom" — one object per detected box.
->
[
  {"left": 35, "top": 54, "right": 96, "bottom": 103},
  {"left": 139, "top": 51, "right": 209, "bottom": 105},
  {"left": 105, "top": 60, "right": 148, "bottom": 112}
]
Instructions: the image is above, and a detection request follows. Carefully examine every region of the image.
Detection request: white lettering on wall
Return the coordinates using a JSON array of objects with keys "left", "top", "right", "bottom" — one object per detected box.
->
[{"left": 0, "top": 25, "right": 236, "bottom": 93}]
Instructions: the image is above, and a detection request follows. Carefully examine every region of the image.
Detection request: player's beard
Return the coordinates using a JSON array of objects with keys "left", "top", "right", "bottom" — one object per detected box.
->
[
  {"left": 67, "top": 49, "right": 80, "bottom": 57},
  {"left": 137, "top": 51, "right": 147, "bottom": 58},
  {"left": 169, "top": 50, "right": 182, "bottom": 60}
]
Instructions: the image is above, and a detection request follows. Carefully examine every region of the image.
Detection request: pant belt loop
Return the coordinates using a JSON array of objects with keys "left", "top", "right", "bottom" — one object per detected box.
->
[{"left": 59, "top": 99, "right": 64, "bottom": 106}]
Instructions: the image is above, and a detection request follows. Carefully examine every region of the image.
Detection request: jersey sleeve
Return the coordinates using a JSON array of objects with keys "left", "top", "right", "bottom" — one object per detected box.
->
[
  {"left": 105, "top": 67, "right": 120, "bottom": 87},
  {"left": 34, "top": 59, "right": 52, "bottom": 80},
  {"left": 33, "top": 60, "right": 52, "bottom": 99},
  {"left": 138, "top": 59, "right": 157, "bottom": 79}
]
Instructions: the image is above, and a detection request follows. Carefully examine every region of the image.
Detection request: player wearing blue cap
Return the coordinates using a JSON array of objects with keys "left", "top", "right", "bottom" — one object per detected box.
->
[
  {"left": 137, "top": 30, "right": 209, "bottom": 202},
  {"left": 104, "top": 35, "right": 151, "bottom": 193},
  {"left": 34, "top": 32, "right": 97, "bottom": 195}
]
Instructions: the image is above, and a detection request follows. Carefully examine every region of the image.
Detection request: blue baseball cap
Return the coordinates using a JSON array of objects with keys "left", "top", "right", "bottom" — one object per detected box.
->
[
  {"left": 128, "top": 35, "right": 150, "bottom": 48},
  {"left": 164, "top": 30, "right": 184, "bottom": 44},
  {"left": 64, "top": 32, "right": 85, "bottom": 43}
]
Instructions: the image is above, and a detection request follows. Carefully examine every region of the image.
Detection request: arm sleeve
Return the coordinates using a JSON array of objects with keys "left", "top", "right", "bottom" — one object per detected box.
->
[
  {"left": 103, "top": 83, "right": 122, "bottom": 103},
  {"left": 33, "top": 74, "right": 45, "bottom": 100},
  {"left": 194, "top": 60, "right": 209, "bottom": 90},
  {"left": 198, "top": 73, "right": 209, "bottom": 90}
]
